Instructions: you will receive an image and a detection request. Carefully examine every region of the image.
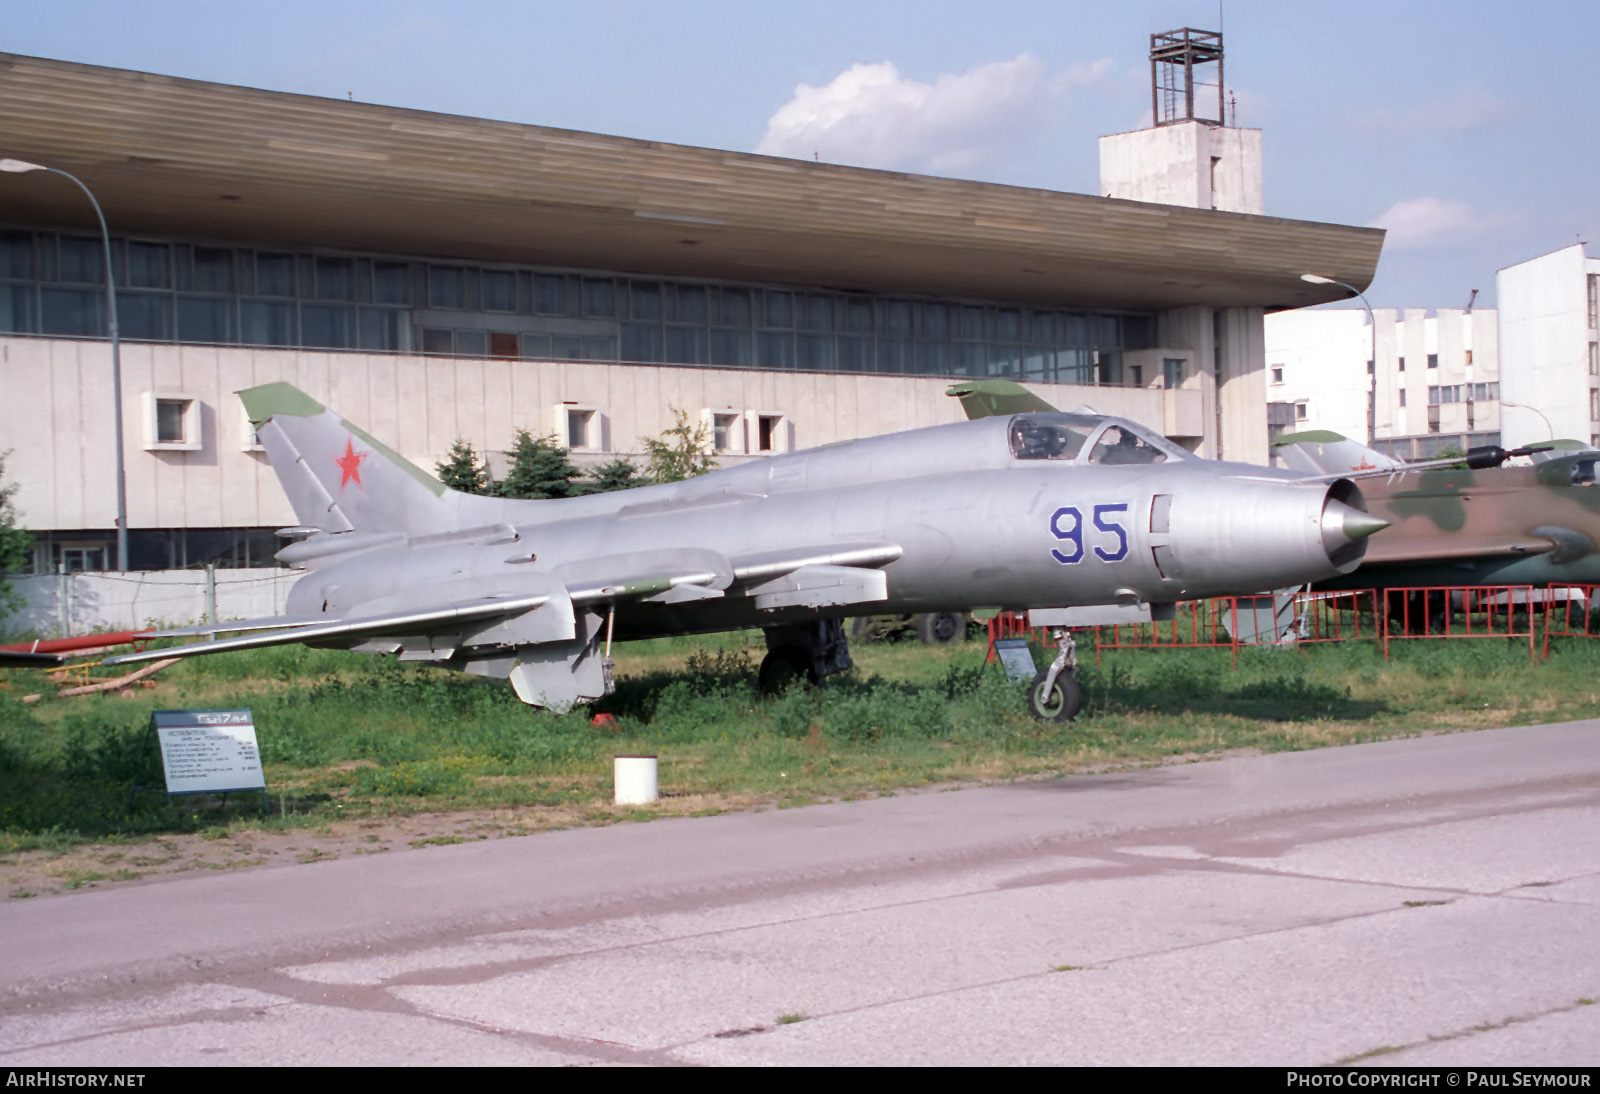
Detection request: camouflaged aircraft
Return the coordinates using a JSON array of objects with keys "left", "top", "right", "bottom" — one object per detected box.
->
[
  {"left": 1273, "top": 429, "right": 1600, "bottom": 593},
  {"left": 104, "top": 382, "right": 1387, "bottom": 720}
]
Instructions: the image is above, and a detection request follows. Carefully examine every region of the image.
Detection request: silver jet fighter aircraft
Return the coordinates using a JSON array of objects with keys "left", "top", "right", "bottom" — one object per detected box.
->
[{"left": 107, "top": 383, "right": 1387, "bottom": 719}]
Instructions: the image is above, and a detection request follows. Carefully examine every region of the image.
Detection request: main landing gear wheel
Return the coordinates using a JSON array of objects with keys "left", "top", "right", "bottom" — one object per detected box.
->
[
  {"left": 1027, "top": 669, "right": 1082, "bottom": 722},
  {"left": 916, "top": 612, "right": 966, "bottom": 645},
  {"left": 759, "top": 647, "right": 814, "bottom": 695}
]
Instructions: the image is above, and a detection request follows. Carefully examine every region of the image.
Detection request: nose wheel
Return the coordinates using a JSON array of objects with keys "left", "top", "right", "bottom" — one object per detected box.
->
[
  {"left": 1028, "top": 669, "right": 1082, "bottom": 721},
  {"left": 1026, "top": 626, "right": 1082, "bottom": 722}
]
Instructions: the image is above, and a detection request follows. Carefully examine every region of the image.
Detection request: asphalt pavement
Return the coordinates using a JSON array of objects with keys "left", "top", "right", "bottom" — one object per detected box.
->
[{"left": 3, "top": 720, "right": 1598, "bottom": 1066}]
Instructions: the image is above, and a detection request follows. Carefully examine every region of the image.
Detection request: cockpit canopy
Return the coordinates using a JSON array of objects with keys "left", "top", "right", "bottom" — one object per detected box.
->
[{"left": 1007, "top": 413, "right": 1186, "bottom": 466}]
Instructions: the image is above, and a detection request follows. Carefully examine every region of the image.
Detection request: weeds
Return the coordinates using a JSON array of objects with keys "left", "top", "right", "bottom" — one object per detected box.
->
[{"left": 3, "top": 633, "right": 1599, "bottom": 853}]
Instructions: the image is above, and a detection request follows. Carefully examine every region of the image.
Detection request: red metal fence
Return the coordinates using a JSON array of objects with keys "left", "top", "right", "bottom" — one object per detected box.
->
[{"left": 985, "top": 584, "right": 1598, "bottom": 666}]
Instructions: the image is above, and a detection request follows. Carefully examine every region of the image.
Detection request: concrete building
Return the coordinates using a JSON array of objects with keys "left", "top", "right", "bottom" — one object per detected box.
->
[
  {"left": 1497, "top": 244, "right": 1600, "bottom": 451},
  {"left": 1263, "top": 307, "right": 1500, "bottom": 460},
  {"left": 0, "top": 51, "right": 1379, "bottom": 574}
]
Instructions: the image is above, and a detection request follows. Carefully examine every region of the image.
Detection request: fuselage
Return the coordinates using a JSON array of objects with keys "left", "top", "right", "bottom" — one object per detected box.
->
[{"left": 283, "top": 413, "right": 1372, "bottom": 645}]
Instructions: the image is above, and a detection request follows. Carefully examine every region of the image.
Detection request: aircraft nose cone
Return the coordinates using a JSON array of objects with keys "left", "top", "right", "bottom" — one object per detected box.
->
[{"left": 1321, "top": 499, "right": 1389, "bottom": 555}]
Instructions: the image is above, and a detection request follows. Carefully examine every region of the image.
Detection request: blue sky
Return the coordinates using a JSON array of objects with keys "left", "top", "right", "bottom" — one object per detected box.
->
[{"left": 6, "top": 0, "right": 1596, "bottom": 310}]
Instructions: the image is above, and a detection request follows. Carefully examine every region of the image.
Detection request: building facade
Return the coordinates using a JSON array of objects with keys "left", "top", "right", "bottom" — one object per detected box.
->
[
  {"left": 1497, "top": 244, "right": 1600, "bottom": 451},
  {"left": 1263, "top": 307, "right": 1501, "bottom": 460},
  {"left": 0, "top": 52, "right": 1380, "bottom": 573}
]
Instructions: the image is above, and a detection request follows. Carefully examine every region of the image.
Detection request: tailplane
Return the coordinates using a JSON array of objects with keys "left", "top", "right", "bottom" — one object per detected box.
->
[{"left": 240, "top": 383, "right": 473, "bottom": 537}]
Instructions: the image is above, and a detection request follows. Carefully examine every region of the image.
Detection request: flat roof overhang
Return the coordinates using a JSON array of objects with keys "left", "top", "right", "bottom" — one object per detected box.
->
[{"left": 0, "top": 53, "right": 1382, "bottom": 313}]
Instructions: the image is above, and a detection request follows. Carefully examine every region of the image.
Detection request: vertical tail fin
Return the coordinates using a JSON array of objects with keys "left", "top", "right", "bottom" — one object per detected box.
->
[{"left": 240, "top": 383, "right": 461, "bottom": 537}]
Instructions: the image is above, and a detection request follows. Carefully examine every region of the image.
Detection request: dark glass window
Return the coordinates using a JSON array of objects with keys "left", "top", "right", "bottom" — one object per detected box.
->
[
  {"left": 581, "top": 278, "right": 615, "bottom": 318},
  {"left": 718, "top": 288, "right": 750, "bottom": 328},
  {"left": 710, "top": 329, "right": 749, "bottom": 366},
  {"left": 533, "top": 275, "right": 567, "bottom": 315},
  {"left": 429, "top": 266, "right": 464, "bottom": 308},
  {"left": 621, "top": 323, "right": 663, "bottom": 362},
  {"left": 672, "top": 285, "right": 706, "bottom": 324},
  {"left": 255, "top": 252, "right": 295, "bottom": 296},
  {"left": 126, "top": 243, "right": 171, "bottom": 289},
  {"left": 373, "top": 262, "right": 409, "bottom": 305},
  {"left": 797, "top": 294, "right": 831, "bottom": 331},
  {"left": 120, "top": 294, "right": 173, "bottom": 340},
  {"left": 178, "top": 296, "right": 235, "bottom": 343},
  {"left": 40, "top": 287, "right": 102, "bottom": 335},
  {"left": 0, "top": 285, "right": 36, "bottom": 333},
  {"left": 796, "top": 333, "right": 832, "bottom": 370},
  {"left": 482, "top": 270, "right": 516, "bottom": 312},
  {"left": 629, "top": 281, "right": 662, "bottom": 321},
  {"left": 240, "top": 299, "right": 294, "bottom": 345},
  {"left": 762, "top": 290, "right": 792, "bottom": 328},
  {"left": 57, "top": 237, "right": 103, "bottom": 284},
  {"left": 665, "top": 326, "right": 707, "bottom": 364},
  {"left": 300, "top": 304, "right": 354, "bottom": 348},
  {"left": 0, "top": 231, "right": 34, "bottom": 278},
  {"left": 358, "top": 308, "right": 405, "bottom": 351},
  {"left": 316, "top": 258, "right": 355, "bottom": 301},
  {"left": 757, "top": 330, "right": 794, "bottom": 369},
  {"left": 193, "top": 247, "right": 235, "bottom": 293}
]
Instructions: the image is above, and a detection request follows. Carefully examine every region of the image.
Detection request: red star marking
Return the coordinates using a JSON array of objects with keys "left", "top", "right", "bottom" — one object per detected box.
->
[{"left": 334, "top": 437, "right": 368, "bottom": 489}]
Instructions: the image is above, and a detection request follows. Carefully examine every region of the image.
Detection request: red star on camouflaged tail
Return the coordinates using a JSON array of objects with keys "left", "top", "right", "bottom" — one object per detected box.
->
[{"left": 334, "top": 437, "right": 368, "bottom": 489}]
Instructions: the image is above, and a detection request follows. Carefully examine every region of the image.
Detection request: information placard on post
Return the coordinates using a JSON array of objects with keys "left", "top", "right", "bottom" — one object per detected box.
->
[
  {"left": 150, "top": 709, "right": 266, "bottom": 796},
  {"left": 992, "top": 638, "right": 1038, "bottom": 682}
]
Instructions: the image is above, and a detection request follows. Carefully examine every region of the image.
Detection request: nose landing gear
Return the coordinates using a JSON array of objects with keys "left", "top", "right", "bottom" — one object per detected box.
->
[{"left": 1026, "top": 626, "right": 1082, "bottom": 722}]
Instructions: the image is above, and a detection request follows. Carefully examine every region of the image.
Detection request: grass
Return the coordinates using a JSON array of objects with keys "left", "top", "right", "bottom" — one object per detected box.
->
[{"left": 5, "top": 628, "right": 1600, "bottom": 853}]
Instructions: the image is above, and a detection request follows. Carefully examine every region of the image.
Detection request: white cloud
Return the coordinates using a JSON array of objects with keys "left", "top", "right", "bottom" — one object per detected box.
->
[
  {"left": 1362, "top": 86, "right": 1522, "bottom": 139},
  {"left": 756, "top": 54, "right": 1108, "bottom": 177},
  {"left": 1369, "top": 197, "right": 1485, "bottom": 248}
]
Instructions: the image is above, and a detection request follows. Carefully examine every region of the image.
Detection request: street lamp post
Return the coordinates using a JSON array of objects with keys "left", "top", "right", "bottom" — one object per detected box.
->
[
  {"left": 1302, "top": 273, "right": 1378, "bottom": 447},
  {"left": 1, "top": 158, "right": 128, "bottom": 571},
  {"left": 1500, "top": 401, "right": 1554, "bottom": 443}
]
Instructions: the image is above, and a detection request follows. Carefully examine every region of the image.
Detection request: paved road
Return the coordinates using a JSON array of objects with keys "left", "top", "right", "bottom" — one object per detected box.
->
[{"left": 3, "top": 722, "right": 1599, "bottom": 1067}]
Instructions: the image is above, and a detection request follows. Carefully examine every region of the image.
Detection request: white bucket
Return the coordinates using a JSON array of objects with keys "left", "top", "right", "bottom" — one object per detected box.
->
[{"left": 614, "top": 755, "right": 659, "bottom": 805}]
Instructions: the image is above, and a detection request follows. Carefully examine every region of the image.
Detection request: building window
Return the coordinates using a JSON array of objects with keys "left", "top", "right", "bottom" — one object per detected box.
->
[
  {"left": 142, "top": 392, "right": 202, "bottom": 451},
  {"left": 560, "top": 406, "right": 600, "bottom": 451},
  {"left": 711, "top": 413, "right": 741, "bottom": 453},
  {"left": 1398, "top": 390, "right": 1406, "bottom": 407},
  {"left": 1270, "top": 365, "right": 1283, "bottom": 385},
  {"left": 1590, "top": 342, "right": 1598, "bottom": 377},
  {"left": 1427, "top": 353, "right": 1439, "bottom": 369},
  {"left": 1162, "top": 358, "right": 1184, "bottom": 389},
  {"left": 1398, "top": 356, "right": 1405, "bottom": 372},
  {"left": 1466, "top": 349, "right": 1474, "bottom": 366},
  {"left": 746, "top": 411, "right": 787, "bottom": 453},
  {"left": 1294, "top": 401, "right": 1308, "bottom": 422}
]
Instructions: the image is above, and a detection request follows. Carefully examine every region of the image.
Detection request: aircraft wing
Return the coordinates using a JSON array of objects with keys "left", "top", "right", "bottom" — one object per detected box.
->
[
  {"left": 103, "top": 542, "right": 903, "bottom": 668},
  {"left": 101, "top": 594, "right": 556, "bottom": 667}
]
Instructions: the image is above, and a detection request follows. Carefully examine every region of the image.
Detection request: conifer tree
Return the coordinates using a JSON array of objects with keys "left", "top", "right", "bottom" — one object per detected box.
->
[
  {"left": 497, "top": 429, "right": 581, "bottom": 499},
  {"left": 589, "top": 457, "right": 647, "bottom": 493},
  {"left": 435, "top": 439, "right": 492, "bottom": 495}
]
